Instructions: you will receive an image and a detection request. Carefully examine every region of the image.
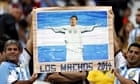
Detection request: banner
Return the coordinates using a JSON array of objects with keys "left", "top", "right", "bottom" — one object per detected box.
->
[{"left": 32, "top": 6, "right": 114, "bottom": 73}]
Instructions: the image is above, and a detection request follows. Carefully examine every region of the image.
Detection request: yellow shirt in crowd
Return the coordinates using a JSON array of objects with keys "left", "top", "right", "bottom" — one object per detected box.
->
[{"left": 87, "top": 70, "right": 115, "bottom": 84}]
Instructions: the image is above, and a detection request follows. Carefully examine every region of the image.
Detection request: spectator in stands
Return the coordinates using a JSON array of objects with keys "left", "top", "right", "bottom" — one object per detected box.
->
[
  {"left": 0, "top": 39, "right": 37, "bottom": 84},
  {"left": 128, "top": 8, "right": 140, "bottom": 45},
  {"left": 0, "top": 7, "right": 22, "bottom": 40},
  {"left": 114, "top": 42, "right": 140, "bottom": 84},
  {"left": 0, "top": 25, "right": 37, "bottom": 83}
]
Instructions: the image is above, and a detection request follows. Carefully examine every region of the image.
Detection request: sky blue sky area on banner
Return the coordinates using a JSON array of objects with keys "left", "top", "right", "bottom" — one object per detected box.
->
[
  {"left": 37, "top": 11, "right": 107, "bottom": 29},
  {"left": 38, "top": 44, "right": 108, "bottom": 62}
]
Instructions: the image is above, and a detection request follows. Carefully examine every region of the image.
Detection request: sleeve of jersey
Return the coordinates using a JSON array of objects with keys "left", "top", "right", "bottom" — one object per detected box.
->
[
  {"left": 7, "top": 70, "right": 18, "bottom": 84},
  {"left": 115, "top": 51, "right": 127, "bottom": 68},
  {"left": 128, "top": 29, "right": 135, "bottom": 46},
  {"left": 19, "top": 48, "right": 31, "bottom": 65},
  {"left": 131, "top": 70, "right": 140, "bottom": 84}
]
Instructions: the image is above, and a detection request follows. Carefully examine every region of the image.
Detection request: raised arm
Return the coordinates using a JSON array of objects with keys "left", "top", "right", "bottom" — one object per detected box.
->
[
  {"left": 81, "top": 24, "right": 101, "bottom": 33},
  {"left": 48, "top": 27, "right": 66, "bottom": 34},
  {"left": 26, "top": 28, "right": 33, "bottom": 54}
]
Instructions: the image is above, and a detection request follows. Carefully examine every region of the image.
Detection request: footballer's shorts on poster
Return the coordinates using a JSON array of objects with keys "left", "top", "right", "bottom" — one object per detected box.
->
[{"left": 32, "top": 6, "right": 114, "bottom": 73}]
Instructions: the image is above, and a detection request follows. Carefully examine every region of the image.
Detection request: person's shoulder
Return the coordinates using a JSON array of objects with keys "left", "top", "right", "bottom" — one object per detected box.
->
[
  {"left": 0, "top": 61, "right": 16, "bottom": 70},
  {"left": 0, "top": 13, "right": 15, "bottom": 24},
  {"left": 1, "top": 61, "right": 14, "bottom": 66}
]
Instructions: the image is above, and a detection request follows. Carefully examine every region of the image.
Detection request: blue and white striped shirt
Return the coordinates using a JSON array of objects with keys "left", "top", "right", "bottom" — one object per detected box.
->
[
  {"left": 128, "top": 27, "right": 140, "bottom": 46},
  {"left": 114, "top": 64, "right": 140, "bottom": 84},
  {"left": 7, "top": 48, "right": 31, "bottom": 84}
]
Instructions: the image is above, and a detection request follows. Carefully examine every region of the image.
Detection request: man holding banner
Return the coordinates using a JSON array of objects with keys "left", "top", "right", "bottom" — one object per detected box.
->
[{"left": 114, "top": 42, "right": 140, "bottom": 84}]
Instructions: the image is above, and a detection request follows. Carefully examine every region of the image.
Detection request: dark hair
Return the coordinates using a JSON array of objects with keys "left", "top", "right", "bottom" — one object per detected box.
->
[
  {"left": 18, "top": 19, "right": 28, "bottom": 28},
  {"left": 0, "top": 40, "right": 5, "bottom": 52},
  {"left": 4, "top": 40, "right": 22, "bottom": 52},
  {"left": 70, "top": 15, "right": 78, "bottom": 20},
  {"left": 128, "top": 42, "right": 140, "bottom": 51}
]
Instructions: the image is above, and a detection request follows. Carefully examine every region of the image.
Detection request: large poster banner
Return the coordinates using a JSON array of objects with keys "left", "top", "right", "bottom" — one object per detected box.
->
[{"left": 32, "top": 6, "right": 114, "bottom": 73}]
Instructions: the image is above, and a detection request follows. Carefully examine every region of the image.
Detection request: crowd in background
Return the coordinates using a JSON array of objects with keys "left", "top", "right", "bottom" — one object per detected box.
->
[
  {"left": 0, "top": 0, "right": 135, "bottom": 54},
  {"left": 0, "top": 0, "right": 140, "bottom": 84}
]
